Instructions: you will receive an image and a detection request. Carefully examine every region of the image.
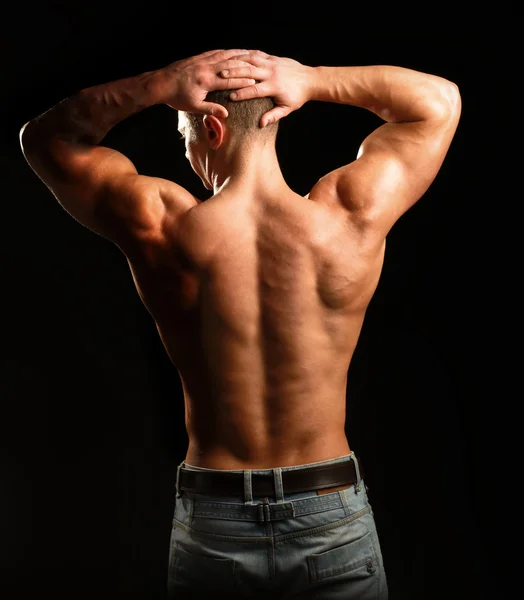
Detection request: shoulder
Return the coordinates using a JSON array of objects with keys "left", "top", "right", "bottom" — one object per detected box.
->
[
  {"left": 306, "top": 168, "right": 379, "bottom": 232},
  {"left": 106, "top": 175, "right": 202, "bottom": 256}
]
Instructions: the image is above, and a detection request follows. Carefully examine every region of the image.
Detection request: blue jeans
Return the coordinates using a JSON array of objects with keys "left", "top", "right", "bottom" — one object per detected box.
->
[{"left": 167, "top": 452, "right": 388, "bottom": 599}]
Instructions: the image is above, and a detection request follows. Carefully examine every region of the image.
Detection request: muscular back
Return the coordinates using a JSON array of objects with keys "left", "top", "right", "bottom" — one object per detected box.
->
[
  {"left": 127, "top": 187, "right": 385, "bottom": 469},
  {"left": 19, "top": 53, "right": 461, "bottom": 471}
]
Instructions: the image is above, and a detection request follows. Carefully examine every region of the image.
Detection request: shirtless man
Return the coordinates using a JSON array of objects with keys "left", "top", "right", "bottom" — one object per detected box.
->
[{"left": 20, "top": 49, "right": 461, "bottom": 599}]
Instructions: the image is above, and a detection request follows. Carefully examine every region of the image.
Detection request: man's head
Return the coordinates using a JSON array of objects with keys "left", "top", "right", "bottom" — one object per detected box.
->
[{"left": 178, "top": 91, "right": 278, "bottom": 190}]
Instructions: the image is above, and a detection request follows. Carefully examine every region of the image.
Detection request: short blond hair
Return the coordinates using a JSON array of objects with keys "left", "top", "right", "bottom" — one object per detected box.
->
[{"left": 185, "top": 90, "right": 279, "bottom": 137}]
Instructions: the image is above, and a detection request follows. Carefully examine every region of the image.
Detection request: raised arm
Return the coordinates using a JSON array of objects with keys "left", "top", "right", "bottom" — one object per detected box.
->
[
  {"left": 224, "top": 52, "right": 461, "bottom": 235},
  {"left": 19, "top": 50, "right": 256, "bottom": 253}
]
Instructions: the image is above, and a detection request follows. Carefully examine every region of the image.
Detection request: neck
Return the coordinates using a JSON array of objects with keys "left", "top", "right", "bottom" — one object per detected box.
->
[{"left": 209, "top": 140, "right": 286, "bottom": 196}]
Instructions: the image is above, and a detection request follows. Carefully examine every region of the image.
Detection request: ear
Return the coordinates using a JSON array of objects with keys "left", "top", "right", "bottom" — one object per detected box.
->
[{"left": 202, "top": 115, "right": 224, "bottom": 150}]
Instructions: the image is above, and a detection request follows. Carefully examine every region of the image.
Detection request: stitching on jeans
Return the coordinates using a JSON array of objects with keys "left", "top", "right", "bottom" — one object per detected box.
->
[
  {"left": 190, "top": 497, "right": 342, "bottom": 521},
  {"left": 172, "top": 504, "right": 371, "bottom": 544}
]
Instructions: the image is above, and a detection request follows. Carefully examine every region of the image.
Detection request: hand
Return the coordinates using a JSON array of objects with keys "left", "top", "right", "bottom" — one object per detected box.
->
[
  {"left": 218, "top": 51, "right": 315, "bottom": 127},
  {"left": 157, "top": 49, "right": 259, "bottom": 117}
]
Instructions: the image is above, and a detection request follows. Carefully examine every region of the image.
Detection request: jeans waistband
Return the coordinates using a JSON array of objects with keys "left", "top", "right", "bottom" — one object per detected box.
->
[{"left": 175, "top": 452, "right": 363, "bottom": 505}]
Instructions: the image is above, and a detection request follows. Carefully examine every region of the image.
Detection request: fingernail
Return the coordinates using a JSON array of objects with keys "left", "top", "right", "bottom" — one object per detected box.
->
[
  {"left": 230, "top": 92, "right": 237, "bottom": 100},
  {"left": 222, "top": 70, "right": 229, "bottom": 76}
]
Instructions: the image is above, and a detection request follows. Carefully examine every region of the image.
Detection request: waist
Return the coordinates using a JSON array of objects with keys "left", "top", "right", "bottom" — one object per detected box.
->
[
  {"left": 177, "top": 451, "right": 365, "bottom": 498},
  {"left": 185, "top": 438, "right": 351, "bottom": 471}
]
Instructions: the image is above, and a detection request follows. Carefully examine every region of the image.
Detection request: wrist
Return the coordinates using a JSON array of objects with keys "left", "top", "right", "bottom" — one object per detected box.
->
[
  {"left": 308, "top": 66, "right": 336, "bottom": 102},
  {"left": 302, "top": 65, "right": 321, "bottom": 103},
  {"left": 142, "top": 69, "right": 174, "bottom": 106},
  {"left": 151, "top": 64, "right": 188, "bottom": 109}
]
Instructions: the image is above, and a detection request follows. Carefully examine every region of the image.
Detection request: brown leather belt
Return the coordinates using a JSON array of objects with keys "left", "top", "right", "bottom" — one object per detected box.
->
[{"left": 178, "top": 458, "right": 363, "bottom": 497}]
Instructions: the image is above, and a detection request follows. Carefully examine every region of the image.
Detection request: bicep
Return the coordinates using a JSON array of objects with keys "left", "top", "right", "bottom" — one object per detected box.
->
[{"left": 310, "top": 106, "right": 461, "bottom": 234}]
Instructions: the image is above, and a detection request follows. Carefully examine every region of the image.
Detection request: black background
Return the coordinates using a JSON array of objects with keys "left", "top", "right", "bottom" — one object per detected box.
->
[{"left": 2, "top": 7, "right": 505, "bottom": 600}]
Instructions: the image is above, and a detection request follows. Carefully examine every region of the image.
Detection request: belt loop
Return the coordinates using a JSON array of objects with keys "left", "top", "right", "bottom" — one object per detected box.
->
[
  {"left": 244, "top": 470, "right": 254, "bottom": 505},
  {"left": 352, "top": 452, "right": 362, "bottom": 493},
  {"left": 258, "top": 497, "right": 270, "bottom": 522},
  {"left": 175, "top": 461, "right": 184, "bottom": 499},
  {"left": 273, "top": 468, "right": 284, "bottom": 503}
]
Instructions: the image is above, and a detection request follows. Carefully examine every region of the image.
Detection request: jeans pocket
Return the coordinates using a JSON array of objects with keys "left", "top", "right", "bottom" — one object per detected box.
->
[
  {"left": 307, "top": 530, "right": 379, "bottom": 585},
  {"left": 168, "top": 542, "right": 236, "bottom": 596}
]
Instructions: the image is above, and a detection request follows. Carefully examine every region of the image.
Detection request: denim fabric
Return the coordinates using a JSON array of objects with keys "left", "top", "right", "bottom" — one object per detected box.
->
[{"left": 167, "top": 452, "right": 388, "bottom": 599}]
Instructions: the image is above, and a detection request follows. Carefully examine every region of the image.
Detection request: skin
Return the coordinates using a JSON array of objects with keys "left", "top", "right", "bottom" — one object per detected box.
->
[{"left": 20, "top": 50, "right": 461, "bottom": 477}]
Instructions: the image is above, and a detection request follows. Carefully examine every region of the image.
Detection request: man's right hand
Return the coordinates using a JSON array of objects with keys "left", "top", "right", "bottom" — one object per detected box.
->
[
  {"left": 220, "top": 51, "right": 315, "bottom": 127},
  {"left": 157, "top": 49, "right": 258, "bottom": 118}
]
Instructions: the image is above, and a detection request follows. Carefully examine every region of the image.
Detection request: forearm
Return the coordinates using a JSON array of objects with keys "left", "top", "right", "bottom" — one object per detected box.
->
[
  {"left": 22, "top": 69, "right": 166, "bottom": 147},
  {"left": 309, "top": 65, "right": 459, "bottom": 122}
]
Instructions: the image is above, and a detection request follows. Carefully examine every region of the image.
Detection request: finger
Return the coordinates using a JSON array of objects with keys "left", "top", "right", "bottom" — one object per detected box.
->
[
  {"left": 221, "top": 52, "right": 268, "bottom": 68},
  {"left": 194, "top": 49, "right": 224, "bottom": 59},
  {"left": 233, "top": 49, "right": 271, "bottom": 60},
  {"left": 260, "top": 106, "right": 289, "bottom": 128},
  {"left": 185, "top": 49, "right": 224, "bottom": 64},
  {"left": 200, "top": 102, "right": 229, "bottom": 119},
  {"left": 214, "top": 77, "right": 257, "bottom": 90},
  {"left": 229, "top": 82, "right": 271, "bottom": 101},
  {"left": 219, "top": 66, "right": 269, "bottom": 80},
  {"left": 251, "top": 49, "right": 271, "bottom": 58},
  {"left": 204, "top": 49, "right": 250, "bottom": 62},
  {"left": 214, "top": 59, "right": 262, "bottom": 73}
]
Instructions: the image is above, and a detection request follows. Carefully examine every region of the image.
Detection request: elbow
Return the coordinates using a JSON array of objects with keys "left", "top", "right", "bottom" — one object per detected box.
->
[
  {"left": 443, "top": 79, "right": 461, "bottom": 113},
  {"left": 434, "top": 80, "right": 462, "bottom": 120},
  {"left": 19, "top": 120, "right": 38, "bottom": 155},
  {"left": 19, "top": 121, "right": 30, "bottom": 148},
  {"left": 20, "top": 119, "right": 51, "bottom": 159}
]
